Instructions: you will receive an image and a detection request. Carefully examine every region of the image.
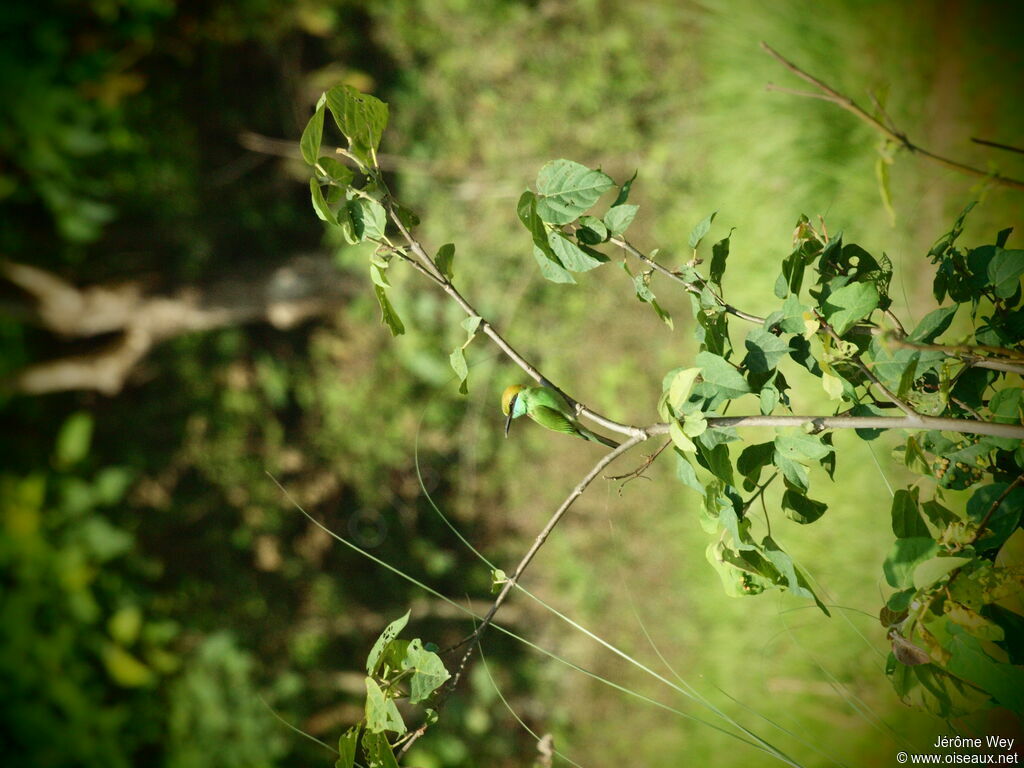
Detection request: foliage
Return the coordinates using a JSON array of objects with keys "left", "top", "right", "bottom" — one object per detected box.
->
[
  {"left": 333, "top": 611, "right": 450, "bottom": 768},
  {"left": 299, "top": 85, "right": 1024, "bottom": 739}
]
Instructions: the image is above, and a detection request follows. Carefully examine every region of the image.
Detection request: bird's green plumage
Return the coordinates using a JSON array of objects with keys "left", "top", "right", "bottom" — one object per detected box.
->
[{"left": 506, "top": 386, "right": 618, "bottom": 447}]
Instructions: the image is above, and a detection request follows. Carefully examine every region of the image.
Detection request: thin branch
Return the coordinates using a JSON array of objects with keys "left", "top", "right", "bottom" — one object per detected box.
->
[
  {"left": 883, "top": 334, "right": 1024, "bottom": 375},
  {"left": 647, "top": 414, "right": 1024, "bottom": 441},
  {"left": 761, "top": 42, "right": 1024, "bottom": 192},
  {"left": 971, "top": 474, "right": 1024, "bottom": 545},
  {"left": 605, "top": 438, "right": 672, "bottom": 484},
  {"left": 608, "top": 237, "right": 766, "bottom": 324},
  {"left": 971, "top": 137, "right": 1024, "bottom": 156},
  {"left": 817, "top": 312, "right": 919, "bottom": 418},
  {"left": 742, "top": 471, "right": 779, "bottom": 517},
  {"left": 383, "top": 198, "right": 646, "bottom": 439},
  {"left": 397, "top": 433, "right": 647, "bottom": 757}
]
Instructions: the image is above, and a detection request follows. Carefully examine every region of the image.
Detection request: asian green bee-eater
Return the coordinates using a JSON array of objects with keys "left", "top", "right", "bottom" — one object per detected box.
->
[{"left": 501, "top": 385, "right": 618, "bottom": 448}]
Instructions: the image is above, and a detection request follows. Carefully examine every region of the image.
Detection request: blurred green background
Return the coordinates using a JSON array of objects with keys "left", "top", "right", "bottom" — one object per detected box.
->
[{"left": 1, "top": 0, "right": 1022, "bottom": 766}]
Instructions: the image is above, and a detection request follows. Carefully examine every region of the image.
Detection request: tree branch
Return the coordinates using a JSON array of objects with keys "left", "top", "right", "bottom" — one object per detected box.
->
[
  {"left": 397, "top": 432, "right": 647, "bottom": 757},
  {"left": 383, "top": 197, "right": 646, "bottom": 439},
  {"left": 647, "top": 414, "right": 1024, "bottom": 441},
  {"left": 608, "top": 237, "right": 765, "bottom": 324},
  {"left": 2, "top": 255, "right": 353, "bottom": 394},
  {"left": 883, "top": 334, "right": 1024, "bottom": 375},
  {"left": 760, "top": 42, "right": 1024, "bottom": 192}
]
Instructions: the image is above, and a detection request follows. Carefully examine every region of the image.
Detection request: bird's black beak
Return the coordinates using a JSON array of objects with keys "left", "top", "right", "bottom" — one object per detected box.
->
[{"left": 504, "top": 396, "right": 516, "bottom": 438}]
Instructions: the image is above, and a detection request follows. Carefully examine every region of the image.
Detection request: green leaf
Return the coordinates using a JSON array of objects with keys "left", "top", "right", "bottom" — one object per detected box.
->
[
  {"left": 908, "top": 305, "right": 958, "bottom": 344},
  {"left": 612, "top": 170, "right": 637, "bottom": 207},
  {"left": 532, "top": 245, "right": 575, "bottom": 284},
  {"left": 374, "top": 286, "right": 405, "bottom": 336},
  {"left": 364, "top": 677, "right": 406, "bottom": 735},
  {"left": 325, "top": 85, "right": 389, "bottom": 166},
  {"left": 317, "top": 156, "right": 354, "bottom": 187},
  {"left": 737, "top": 442, "right": 774, "bottom": 488},
  {"left": 548, "top": 231, "right": 607, "bottom": 272},
  {"left": 821, "top": 281, "right": 879, "bottom": 335},
  {"left": 56, "top": 411, "right": 94, "bottom": 467},
  {"left": 604, "top": 204, "right": 638, "bottom": 236},
  {"left": 401, "top": 639, "right": 451, "bottom": 703},
  {"left": 709, "top": 235, "right": 730, "bottom": 285},
  {"left": 534, "top": 160, "right": 614, "bottom": 225},
  {"left": 782, "top": 489, "right": 827, "bottom": 524},
  {"left": 743, "top": 328, "right": 792, "bottom": 374},
  {"left": 367, "top": 611, "right": 410, "bottom": 675},
  {"left": 310, "top": 179, "right": 335, "bottom": 223},
  {"left": 667, "top": 367, "right": 702, "bottom": 412},
  {"left": 675, "top": 451, "right": 704, "bottom": 493},
  {"left": 461, "top": 315, "right": 482, "bottom": 335},
  {"left": 891, "top": 488, "right": 929, "bottom": 538},
  {"left": 988, "top": 248, "right": 1024, "bottom": 299},
  {"left": 696, "top": 441, "right": 734, "bottom": 485},
  {"left": 688, "top": 211, "right": 717, "bottom": 249},
  {"left": 359, "top": 198, "right": 387, "bottom": 241},
  {"left": 883, "top": 538, "right": 940, "bottom": 588},
  {"left": 773, "top": 452, "right": 808, "bottom": 492},
  {"left": 435, "top": 243, "right": 455, "bottom": 280},
  {"left": 774, "top": 431, "right": 832, "bottom": 462},
  {"left": 450, "top": 347, "right": 468, "bottom": 394},
  {"left": 670, "top": 421, "right": 696, "bottom": 453},
  {"left": 300, "top": 105, "right": 325, "bottom": 166},
  {"left": 944, "top": 623, "right": 1024, "bottom": 712},
  {"left": 336, "top": 727, "right": 360, "bottom": 768},
  {"left": 576, "top": 215, "right": 608, "bottom": 244},
  {"left": 759, "top": 385, "right": 779, "bottom": 415},
  {"left": 362, "top": 731, "right": 400, "bottom": 768},
  {"left": 695, "top": 351, "right": 750, "bottom": 400}
]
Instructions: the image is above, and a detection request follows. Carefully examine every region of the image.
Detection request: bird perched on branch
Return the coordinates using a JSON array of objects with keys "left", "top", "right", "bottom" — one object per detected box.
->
[{"left": 501, "top": 385, "right": 619, "bottom": 447}]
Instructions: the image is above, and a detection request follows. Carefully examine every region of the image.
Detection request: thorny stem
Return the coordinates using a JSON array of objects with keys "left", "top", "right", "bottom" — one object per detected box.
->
[{"left": 761, "top": 42, "right": 1024, "bottom": 191}]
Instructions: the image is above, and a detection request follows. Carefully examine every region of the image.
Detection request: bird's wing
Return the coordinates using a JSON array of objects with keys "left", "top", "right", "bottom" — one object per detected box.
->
[
  {"left": 527, "top": 387, "right": 575, "bottom": 416},
  {"left": 529, "top": 405, "right": 582, "bottom": 436}
]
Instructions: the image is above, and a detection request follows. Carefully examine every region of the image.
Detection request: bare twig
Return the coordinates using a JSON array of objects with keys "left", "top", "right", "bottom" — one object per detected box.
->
[
  {"left": 761, "top": 42, "right": 1024, "bottom": 192},
  {"left": 606, "top": 438, "right": 672, "bottom": 485},
  {"left": 397, "top": 433, "right": 647, "bottom": 757},
  {"left": 971, "top": 137, "right": 1024, "bottom": 156}
]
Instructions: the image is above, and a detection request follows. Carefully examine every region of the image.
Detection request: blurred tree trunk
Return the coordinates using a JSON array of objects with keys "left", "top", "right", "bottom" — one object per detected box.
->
[{"left": 1, "top": 255, "right": 353, "bottom": 395}]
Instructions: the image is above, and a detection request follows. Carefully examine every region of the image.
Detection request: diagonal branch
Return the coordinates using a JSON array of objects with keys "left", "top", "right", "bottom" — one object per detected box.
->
[
  {"left": 608, "top": 237, "right": 765, "bottom": 324},
  {"left": 397, "top": 432, "right": 647, "bottom": 757},
  {"left": 761, "top": 42, "right": 1024, "bottom": 192},
  {"left": 382, "top": 196, "right": 646, "bottom": 439}
]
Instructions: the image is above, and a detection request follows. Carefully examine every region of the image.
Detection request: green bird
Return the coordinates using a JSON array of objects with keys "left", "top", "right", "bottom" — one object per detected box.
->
[{"left": 501, "top": 385, "right": 619, "bottom": 448}]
